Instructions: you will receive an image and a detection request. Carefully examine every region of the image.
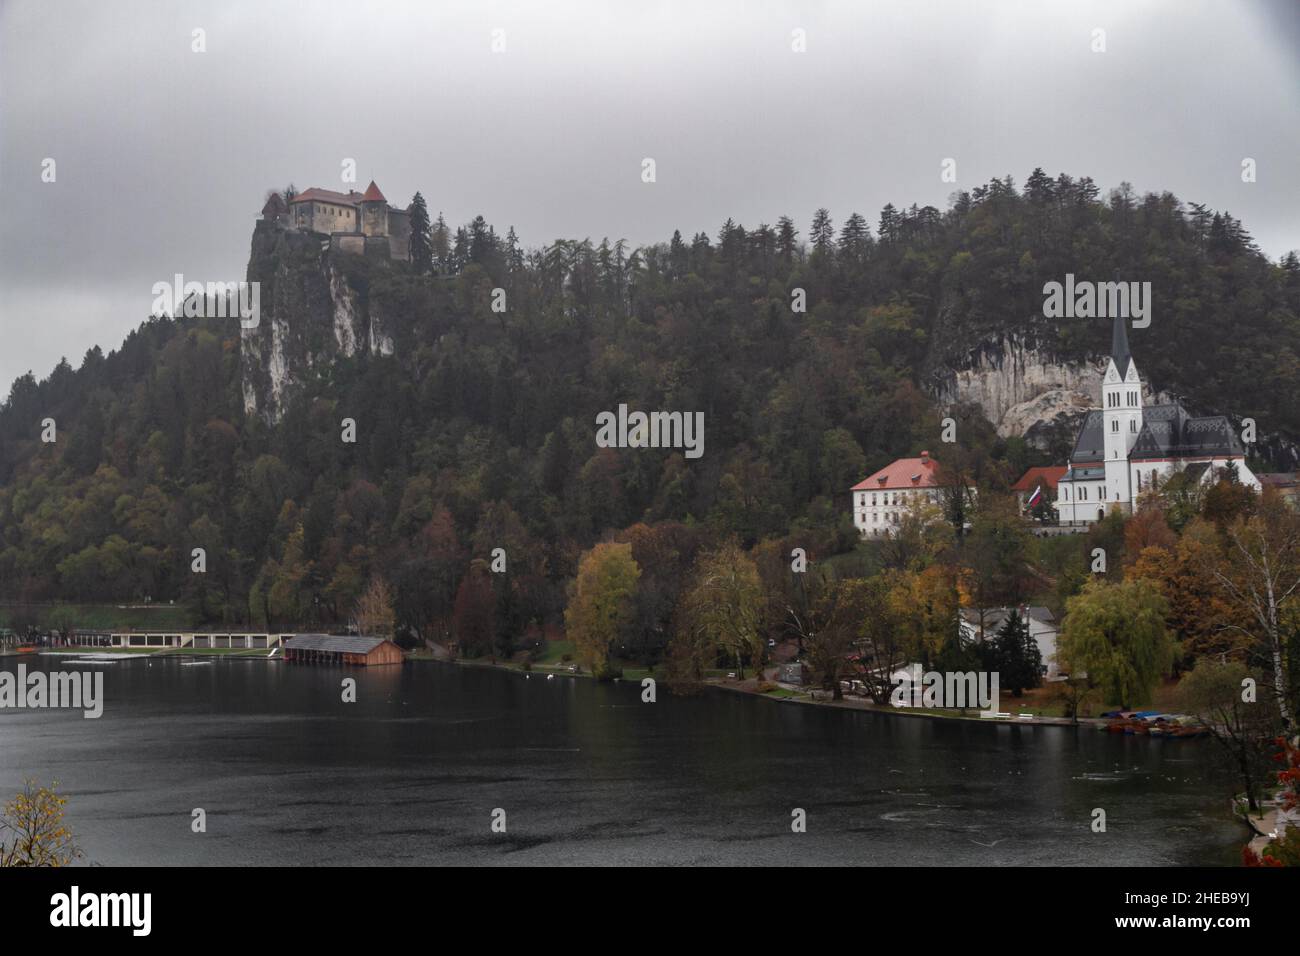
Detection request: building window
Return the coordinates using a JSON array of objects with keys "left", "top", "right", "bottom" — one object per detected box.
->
[{"left": 1112, "top": 420, "right": 1118, "bottom": 432}]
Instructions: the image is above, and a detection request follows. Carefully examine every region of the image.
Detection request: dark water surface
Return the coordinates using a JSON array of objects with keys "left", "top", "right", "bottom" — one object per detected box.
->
[{"left": 0, "top": 655, "right": 1243, "bottom": 865}]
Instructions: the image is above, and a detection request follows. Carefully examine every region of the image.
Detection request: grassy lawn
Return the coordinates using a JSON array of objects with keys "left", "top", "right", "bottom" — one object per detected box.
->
[
  {"left": 0, "top": 602, "right": 195, "bottom": 631},
  {"left": 159, "top": 646, "right": 270, "bottom": 656},
  {"left": 536, "top": 639, "right": 575, "bottom": 665},
  {"left": 762, "top": 686, "right": 801, "bottom": 699}
]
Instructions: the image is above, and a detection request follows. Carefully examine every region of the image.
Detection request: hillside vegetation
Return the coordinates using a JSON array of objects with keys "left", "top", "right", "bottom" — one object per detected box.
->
[{"left": 1, "top": 170, "right": 1297, "bottom": 645}]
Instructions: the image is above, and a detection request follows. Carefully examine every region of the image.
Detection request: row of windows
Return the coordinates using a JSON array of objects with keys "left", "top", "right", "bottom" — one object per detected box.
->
[
  {"left": 1110, "top": 418, "right": 1138, "bottom": 433},
  {"left": 1062, "top": 468, "right": 1167, "bottom": 502},
  {"left": 1059, "top": 483, "right": 1101, "bottom": 501},
  {"left": 857, "top": 490, "right": 939, "bottom": 507},
  {"left": 1106, "top": 390, "right": 1140, "bottom": 408},
  {"left": 856, "top": 511, "right": 903, "bottom": 526}
]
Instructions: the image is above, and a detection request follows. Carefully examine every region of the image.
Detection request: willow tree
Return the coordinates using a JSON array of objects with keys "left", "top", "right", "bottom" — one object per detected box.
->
[
  {"left": 1059, "top": 579, "right": 1176, "bottom": 710},
  {"left": 564, "top": 542, "right": 641, "bottom": 679},
  {"left": 679, "top": 542, "right": 765, "bottom": 680}
]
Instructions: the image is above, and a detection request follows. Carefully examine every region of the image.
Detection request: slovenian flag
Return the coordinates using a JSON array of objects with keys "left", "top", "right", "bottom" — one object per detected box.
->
[{"left": 1027, "top": 485, "right": 1043, "bottom": 507}]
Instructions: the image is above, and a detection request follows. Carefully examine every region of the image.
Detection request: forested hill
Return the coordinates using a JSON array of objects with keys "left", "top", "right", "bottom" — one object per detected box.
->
[{"left": 1, "top": 170, "right": 1298, "bottom": 634}]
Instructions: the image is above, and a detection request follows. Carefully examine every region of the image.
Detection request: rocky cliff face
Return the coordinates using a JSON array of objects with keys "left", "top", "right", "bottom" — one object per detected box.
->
[
  {"left": 241, "top": 221, "right": 395, "bottom": 423},
  {"left": 931, "top": 336, "right": 1183, "bottom": 451},
  {"left": 932, "top": 337, "right": 1099, "bottom": 448}
]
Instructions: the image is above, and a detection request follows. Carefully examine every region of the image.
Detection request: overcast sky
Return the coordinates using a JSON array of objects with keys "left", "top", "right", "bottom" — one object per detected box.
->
[{"left": 2, "top": 0, "right": 1297, "bottom": 392}]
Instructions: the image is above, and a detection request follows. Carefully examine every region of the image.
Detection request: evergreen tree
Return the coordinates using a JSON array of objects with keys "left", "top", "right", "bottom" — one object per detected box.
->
[
  {"left": 775, "top": 215, "right": 798, "bottom": 265},
  {"left": 810, "top": 208, "right": 834, "bottom": 255},
  {"left": 431, "top": 212, "right": 450, "bottom": 273},
  {"left": 986, "top": 609, "right": 1042, "bottom": 696},
  {"left": 407, "top": 192, "right": 433, "bottom": 274}
]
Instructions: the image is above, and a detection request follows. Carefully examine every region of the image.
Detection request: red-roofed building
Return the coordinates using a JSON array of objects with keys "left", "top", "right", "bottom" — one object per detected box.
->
[
  {"left": 850, "top": 451, "right": 966, "bottom": 537},
  {"left": 283, "top": 180, "right": 411, "bottom": 261},
  {"left": 1011, "top": 465, "right": 1067, "bottom": 514}
]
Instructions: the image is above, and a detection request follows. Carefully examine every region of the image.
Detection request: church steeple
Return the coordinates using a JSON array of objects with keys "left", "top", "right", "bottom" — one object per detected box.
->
[{"left": 1111, "top": 310, "right": 1132, "bottom": 378}]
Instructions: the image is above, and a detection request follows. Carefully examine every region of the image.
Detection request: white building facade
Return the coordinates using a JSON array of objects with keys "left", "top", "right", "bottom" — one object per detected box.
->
[
  {"left": 1055, "top": 312, "right": 1259, "bottom": 525},
  {"left": 851, "top": 450, "right": 961, "bottom": 537}
]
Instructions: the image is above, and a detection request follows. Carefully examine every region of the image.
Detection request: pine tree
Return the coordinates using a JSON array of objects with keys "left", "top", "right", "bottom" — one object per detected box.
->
[
  {"left": 878, "top": 203, "right": 900, "bottom": 244},
  {"left": 810, "top": 208, "right": 834, "bottom": 255},
  {"left": 838, "top": 212, "right": 869, "bottom": 265},
  {"left": 431, "top": 212, "right": 450, "bottom": 273},
  {"left": 988, "top": 609, "right": 1042, "bottom": 696},
  {"left": 505, "top": 226, "right": 523, "bottom": 273},
  {"left": 407, "top": 192, "right": 433, "bottom": 274},
  {"left": 669, "top": 229, "right": 688, "bottom": 278},
  {"left": 775, "top": 216, "right": 798, "bottom": 266}
]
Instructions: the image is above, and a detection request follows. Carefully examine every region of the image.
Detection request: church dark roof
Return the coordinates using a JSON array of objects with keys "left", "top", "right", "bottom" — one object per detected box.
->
[
  {"left": 1069, "top": 411, "right": 1105, "bottom": 463},
  {"left": 1110, "top": 310, "right": 1133, "bottom": 378},
  {"left": 1065, "top": 401, "right": 1243, "bottom": 469},
  {"left": 1128, "top": 403, "right": 1244, "bottom": 460}
]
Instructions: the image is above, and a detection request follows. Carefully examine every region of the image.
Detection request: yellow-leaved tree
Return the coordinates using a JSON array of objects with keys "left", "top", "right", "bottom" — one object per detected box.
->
[
  {"left": 0, "top": 780, "right": 83, "bottom": 867},
  {"left": 677, "top": 542, "right": 765, "bottom": 680},
  {"left": 564, "top": 542, "right": 641, "bottom": 678}
]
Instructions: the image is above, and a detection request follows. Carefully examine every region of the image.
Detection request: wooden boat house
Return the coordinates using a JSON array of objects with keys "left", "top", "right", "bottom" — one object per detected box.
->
[{"left": 282, "top": 634, "right": 404, "bottom": 666}]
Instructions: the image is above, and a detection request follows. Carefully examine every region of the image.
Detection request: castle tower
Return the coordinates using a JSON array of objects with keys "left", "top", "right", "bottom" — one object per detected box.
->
[
  {"left": 1101, "top": 309, "right": 1143, "bottom": 510},
  {"left": 359, "top": 180, "right": 389, "bottom": 237}
]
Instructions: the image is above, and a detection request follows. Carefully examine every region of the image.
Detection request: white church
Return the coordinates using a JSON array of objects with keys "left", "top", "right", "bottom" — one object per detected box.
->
[{"left": 1054, "top": 312, "right": 1260, "bottom": 525}]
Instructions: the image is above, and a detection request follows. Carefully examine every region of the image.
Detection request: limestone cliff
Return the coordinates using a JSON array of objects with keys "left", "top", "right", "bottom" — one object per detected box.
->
[
  {"left": 240, "top": 221, "right": 396, "bottom": 423},
  {"left": 932, "top": 337, "right": 1099, "bottom": 448}
]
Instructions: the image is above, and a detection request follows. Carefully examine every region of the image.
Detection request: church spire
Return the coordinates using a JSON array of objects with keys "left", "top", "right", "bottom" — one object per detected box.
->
[{"left": 1111, "top": 309, "right": 1132, "bottom": 378}]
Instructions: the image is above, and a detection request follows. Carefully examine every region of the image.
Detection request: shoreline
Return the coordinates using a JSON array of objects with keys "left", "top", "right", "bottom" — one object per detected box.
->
[
  {"left": 22, "top": 644, "right": 1157, "bottom": 733},
  {"left": 706, "top": 676, "right": 1109, "bottom": 728},
  {"left": 423, "top": 652, "right": 1112, "bottom": 729}
]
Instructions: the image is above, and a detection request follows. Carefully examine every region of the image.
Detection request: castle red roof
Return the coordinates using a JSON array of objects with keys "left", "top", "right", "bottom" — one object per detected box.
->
[
  {"left": 288, "top": 187, "right": 364, "bottom": 207},
  {"left": 360, "top": 181, "right": 386, "bottom": 203},
  {"left": 851, "top": 454, "right": 941, "bottom": 491},
  {"left": 1011, "top": 465, "right": 1067, "bottom": 493}
]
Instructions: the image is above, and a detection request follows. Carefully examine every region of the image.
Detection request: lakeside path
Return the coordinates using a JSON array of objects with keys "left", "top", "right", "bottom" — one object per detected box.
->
[
  {"left": 709, "top": 677, "right": 1110, "bottom": 729},
  {"left": 23, "top": 644, "right": 1110, "bottom": 730}
]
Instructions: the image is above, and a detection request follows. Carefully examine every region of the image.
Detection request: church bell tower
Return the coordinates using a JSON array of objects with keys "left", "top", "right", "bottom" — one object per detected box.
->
[{"left": 1101, "top": 310, "right": 1143, "bottom": 511}]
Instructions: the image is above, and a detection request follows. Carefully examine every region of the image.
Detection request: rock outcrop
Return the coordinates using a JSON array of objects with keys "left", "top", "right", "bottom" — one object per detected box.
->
[
  {"left": 932, "top": 337, "right": 1099, "bottom": 448},
  {"left": 240, "top": 220, "right": 396, "bottom": 423}
]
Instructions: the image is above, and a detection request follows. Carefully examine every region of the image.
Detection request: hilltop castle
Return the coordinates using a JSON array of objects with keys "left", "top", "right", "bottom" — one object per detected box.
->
[
  {"left": 260, "top": 181, "right": 411, "bottom": 262},
  {"left": 1053, "top": 311, "right": 1260, "bottom": 524}
]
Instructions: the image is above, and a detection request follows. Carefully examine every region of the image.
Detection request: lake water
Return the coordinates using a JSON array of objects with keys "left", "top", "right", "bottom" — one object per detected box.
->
[{"left": 0, "top": 655, "right": 1243, "bottom": 865}]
